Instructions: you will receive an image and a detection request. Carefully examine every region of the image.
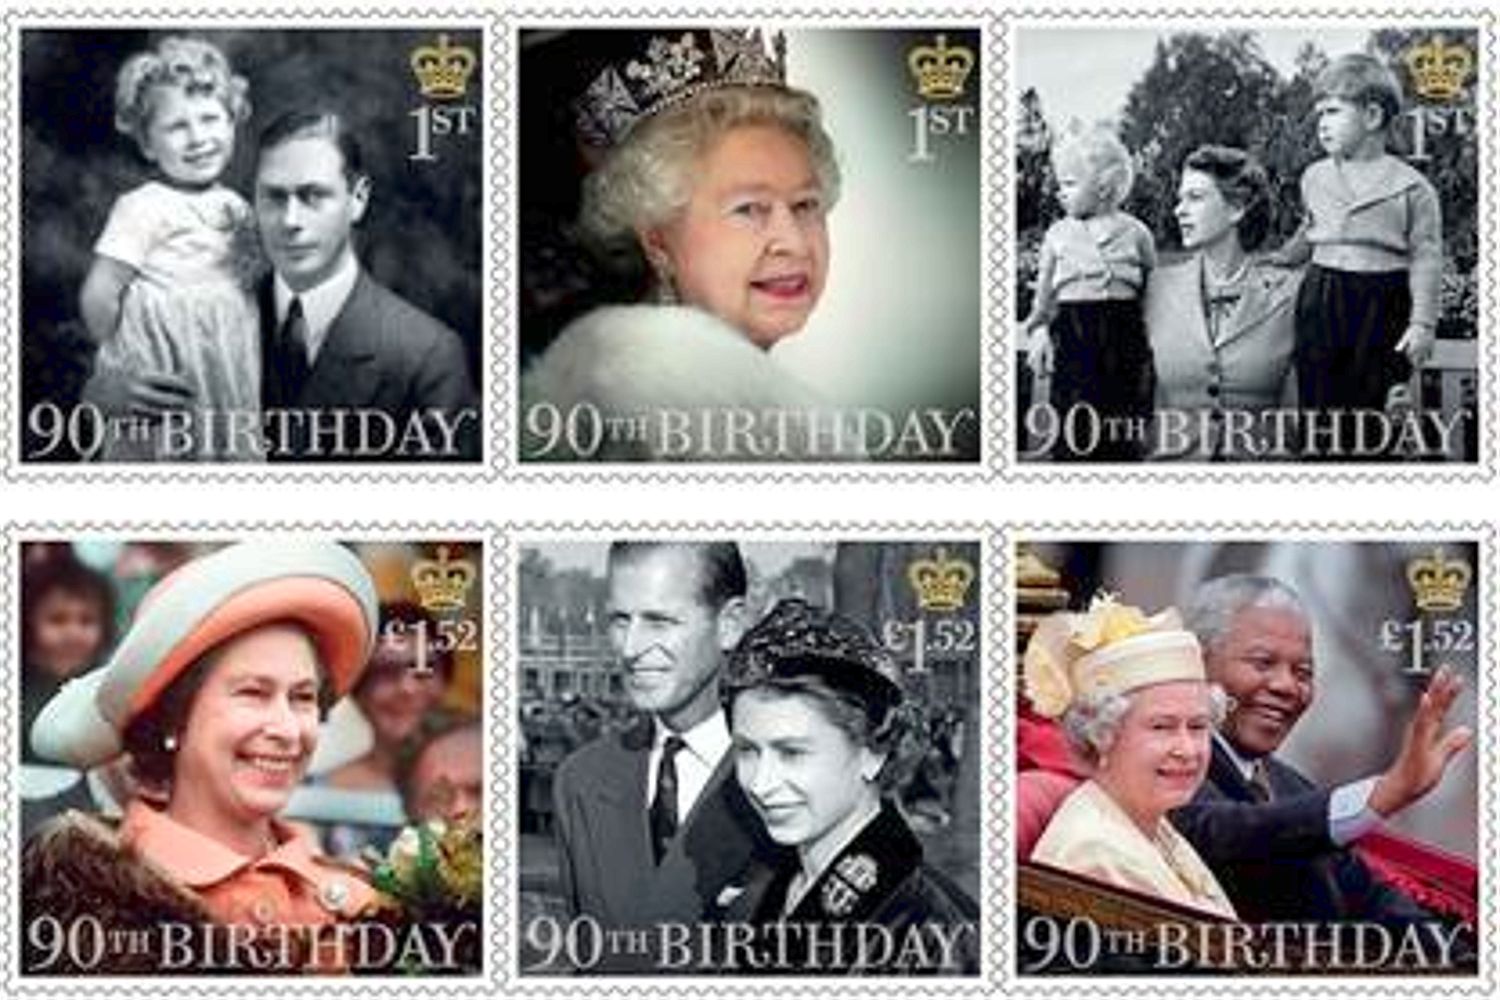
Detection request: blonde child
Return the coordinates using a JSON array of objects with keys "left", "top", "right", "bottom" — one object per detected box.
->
[
  {"left": 1023, "top": 122, "right": 1156, "bottom": 461},
  {"left": 1286, "top": 53, "right": 1442, "bottom": 454},
  {"left": 79, "top": 36, "right": 262, "bottom": 461}
]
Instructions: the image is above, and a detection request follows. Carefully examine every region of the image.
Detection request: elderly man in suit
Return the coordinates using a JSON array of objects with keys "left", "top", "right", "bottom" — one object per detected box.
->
[
  {"left": 82, "top": 109, "right": 479, "bottom": 462},
  {"left": 1170, "top": 574, "right": 1471, "bottom": 935},
  {"left": 551, "top": 542, "right": 771, "bottom": 970}
]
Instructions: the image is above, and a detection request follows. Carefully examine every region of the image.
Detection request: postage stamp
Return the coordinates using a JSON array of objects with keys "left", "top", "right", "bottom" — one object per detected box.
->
[
  {"left": 5, "top": 17, "right": 493, "bottom": 475},
  {"left": 6, "top": 530, "right": 491, "bottom": 983},
  {"left": 506, "top": 529, "right": 989, "bottom": 981},
  {"left": 1010, "top": 527, "right": 1492, "bottom": 986},
  {"left": 1011, "top": 14, "right": 1492, "bottom": 470},
  {"left": 512, "top": 19, "right": 989, "bottom": 468}
]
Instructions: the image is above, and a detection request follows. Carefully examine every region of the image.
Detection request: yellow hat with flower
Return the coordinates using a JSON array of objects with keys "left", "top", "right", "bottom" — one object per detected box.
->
[{"left": 1022, "top": 594, "right": 1204, "bottom": 718}]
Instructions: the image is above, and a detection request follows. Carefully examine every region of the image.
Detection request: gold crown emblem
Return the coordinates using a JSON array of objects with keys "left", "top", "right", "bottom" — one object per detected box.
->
[
  {"left": 412, "top": 545, "right": 477, "bottom": 612},
  {"left": 907, "top": 547, "right": 976, "bottom": 613},
  {"left": 1406, "top": 548, "right": 1472, "bottom": 613},
  {"left": 410, "top": 34, "right": 477, "bottom": 100},
  {"left": 1404, "top": 35, "right": 1474, "bottom": 103},
  {"left": 908, "top": 34, "right": 975, "bottom": 101}
]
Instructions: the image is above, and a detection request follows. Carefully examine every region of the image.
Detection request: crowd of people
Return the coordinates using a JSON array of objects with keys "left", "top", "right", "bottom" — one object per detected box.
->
[{"left": 21, "top": 542, "right": 481, "bottom": 850}]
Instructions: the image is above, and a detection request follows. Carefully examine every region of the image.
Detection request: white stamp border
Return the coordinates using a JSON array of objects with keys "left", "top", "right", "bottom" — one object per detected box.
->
[
  {"left": 1000, "top": 520, "right": 1497, "bottom": 996},
  {"left": 502, "top": 9, "right": 1003, "bottom": 483},
  {"left": 2, "top": 521, "right": 502, "bottom": 997},
  {"left": 1001, "top": 7, "right": 1497, "bottom": 484},
  {"left": 0, "top": 10, "right": 506, "bottom": 484},
  {"left": 499, "top": 521, "right": 998, "bottom": 993}
]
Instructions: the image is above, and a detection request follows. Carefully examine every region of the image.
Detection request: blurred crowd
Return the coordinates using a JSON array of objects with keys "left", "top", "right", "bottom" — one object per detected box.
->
[{"left": 19, "top": 540, "right": 482, "bottom": 860}]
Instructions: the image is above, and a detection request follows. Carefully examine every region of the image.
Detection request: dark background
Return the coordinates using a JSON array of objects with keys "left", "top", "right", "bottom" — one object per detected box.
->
[{"left": 20, "top": 28, "right": 484, "bottom": 460}]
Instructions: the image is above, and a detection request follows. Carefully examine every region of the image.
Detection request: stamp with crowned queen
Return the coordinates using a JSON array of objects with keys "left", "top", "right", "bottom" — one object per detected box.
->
[{"left": 509, "top": 15, "right": 993, "bottom": 474}]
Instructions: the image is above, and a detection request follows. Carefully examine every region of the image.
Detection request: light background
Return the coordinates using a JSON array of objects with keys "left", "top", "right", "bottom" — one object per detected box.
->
[
  {"left": 1017, "top": 25, "right": 1371, "bottom": 129},
  {"left": 775, "top": 29, "right": 982, "bottom": 414}
]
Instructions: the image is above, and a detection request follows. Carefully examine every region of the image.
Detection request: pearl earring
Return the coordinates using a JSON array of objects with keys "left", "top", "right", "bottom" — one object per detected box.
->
[
  {"left": 649, "top": 254, "right": 678, "bottom": 305},
  {"left": 163, "top": 734, "right": 178, "bottom": 752}
]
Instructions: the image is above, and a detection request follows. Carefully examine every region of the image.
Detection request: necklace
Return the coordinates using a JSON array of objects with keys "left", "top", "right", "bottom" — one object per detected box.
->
[
  {"left": 1151, "top": 823, "right": 1218, "bottom": 904},
  {"left": 1202, "top": 254, "right": 1250, "bottom": 289}
]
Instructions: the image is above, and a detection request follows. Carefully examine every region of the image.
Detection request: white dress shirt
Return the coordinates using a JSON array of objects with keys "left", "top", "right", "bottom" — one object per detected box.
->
[
  {"left": 646, "top": 711, "right": 731, "bottom": 822},
  {"left": 272, "top": 251, "right": 360, "bottom": 365}
]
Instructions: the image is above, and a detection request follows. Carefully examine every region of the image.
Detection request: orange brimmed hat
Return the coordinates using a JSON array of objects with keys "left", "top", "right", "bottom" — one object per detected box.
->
[{"left": 31, "top": 540, "right": 378, "bottom": 769}]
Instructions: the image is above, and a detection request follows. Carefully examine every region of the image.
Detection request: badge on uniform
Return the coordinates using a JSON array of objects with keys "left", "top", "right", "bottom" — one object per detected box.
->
[{"left": 822, "top": 853, "right": 880, "bottom": 916}]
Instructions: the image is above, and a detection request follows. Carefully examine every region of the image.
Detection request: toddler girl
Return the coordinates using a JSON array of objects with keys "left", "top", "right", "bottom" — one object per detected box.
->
[
  {"left": 79, "top": 36, "right": 262, "bottom": 461},
  {"left": 1023, "top": 122, "right": 1156, "bottom": 461}
]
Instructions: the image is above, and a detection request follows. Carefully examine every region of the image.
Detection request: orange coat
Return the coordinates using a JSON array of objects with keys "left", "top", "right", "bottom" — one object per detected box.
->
[{"left": 121, "top": 801, "right": 381, "bottom": 971}]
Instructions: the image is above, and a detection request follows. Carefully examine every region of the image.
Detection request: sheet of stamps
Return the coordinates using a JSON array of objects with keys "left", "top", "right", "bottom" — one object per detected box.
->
[
  {"left": 1011, "top": 527, "right": 1492, "bottom": 984},
  {"left": 513, "top": 20, "right": 988, "bottom": 468},
  {"left": 508, "top": 530, "right": 987, "bottom": 978},
  {"left": 1012, "top": 15, "right": 1491, "bottom": 470},
  {"left": 6, "top": 19, "right": 492, "bottom": 474},
  {"left": 6, "top": 529, "right": 491, "bottom": 983}
]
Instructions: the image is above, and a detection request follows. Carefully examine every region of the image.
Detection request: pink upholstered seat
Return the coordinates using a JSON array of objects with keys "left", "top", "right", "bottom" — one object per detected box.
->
[{"left": 1016, "top": 769, "right": 1082, "bottom": 861}]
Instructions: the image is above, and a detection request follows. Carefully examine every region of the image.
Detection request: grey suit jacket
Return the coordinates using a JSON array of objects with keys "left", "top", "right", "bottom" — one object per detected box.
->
[
  {"left": 260, "top": 271, "right": 479, "bottom": 461},
  {"left": 552, "top": 716, "right": 769, "bottom": 938},
  {"left": 1144, "top": 256, "right": 1301, "bottom": 460}
]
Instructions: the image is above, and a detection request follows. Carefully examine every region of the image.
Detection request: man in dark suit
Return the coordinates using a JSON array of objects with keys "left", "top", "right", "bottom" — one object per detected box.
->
[
  {"left": 82, "top": 110, "right": 480, "bottom": 463},
  {"left": 551, "top": 542, "right": 772, "bottom": 971},
  {"left": 253, "top": 110, "right": 479, "bottom": 462},
  {"left": 1170, "top": 574, "right": 1471, "bottom": 932}
]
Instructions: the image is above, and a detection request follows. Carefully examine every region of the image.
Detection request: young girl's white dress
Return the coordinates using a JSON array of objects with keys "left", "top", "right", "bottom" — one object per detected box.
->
[{"left": 93, "top": 180, "right": 262, "bottom": 461}]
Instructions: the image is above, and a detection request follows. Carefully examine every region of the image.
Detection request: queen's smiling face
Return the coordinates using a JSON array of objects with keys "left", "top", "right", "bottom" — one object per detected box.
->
[
  {"left": 168, "top": 623, "right": 323, "bottom": 828},
  {"left": 1094, "top": 680, "right": 1214, "bottom": 828},
  {"left": 645, "top": 123, "right": 830, "bottom": 349},
  {"left": 730, "top": 686, "right": 881, "bottom": 852}
]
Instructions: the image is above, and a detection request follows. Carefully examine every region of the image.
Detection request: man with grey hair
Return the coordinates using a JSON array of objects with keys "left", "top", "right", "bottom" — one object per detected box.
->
[{"left": 1169, "top": 573, "right": 1471, "bottom": 931}]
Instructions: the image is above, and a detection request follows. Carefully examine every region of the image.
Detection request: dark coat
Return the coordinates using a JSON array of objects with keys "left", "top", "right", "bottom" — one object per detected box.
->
[
  {"left": 1171, "top": 739, "right": 1433, "bottom": 926},
  {"left": 723, "top": 802, "right": 980, "bottom": 975},
  {"left": 551, "top": 714, "right": 772, "bottom": 967},
  {"left": 259, "top": 272, "right": 479, "bottom": 461}
]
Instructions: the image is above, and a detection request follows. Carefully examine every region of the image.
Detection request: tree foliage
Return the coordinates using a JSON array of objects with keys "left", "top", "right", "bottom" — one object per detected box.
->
[{"left": 1016, "top": 29, "right": 1479, "bottom": 337}]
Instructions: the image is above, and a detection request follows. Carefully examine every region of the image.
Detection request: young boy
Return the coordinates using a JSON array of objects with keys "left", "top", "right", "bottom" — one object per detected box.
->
[{"left": 1289, "top": 53, "right": 1443, "bottom": 456}]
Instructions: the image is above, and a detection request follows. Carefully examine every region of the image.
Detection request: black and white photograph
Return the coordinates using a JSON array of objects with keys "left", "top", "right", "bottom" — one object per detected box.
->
[
  {"left": 516, "top": 538, "right": 981, "bottom": 974},
  {"left": 1015, "top": 24, "right": 1483, "bottom": 464},
  {"left": 16, "top": 28, "right": 485, "bottom": 465},
  {"left": 517, "top": 27, "right": 984, "bottom": 463}
]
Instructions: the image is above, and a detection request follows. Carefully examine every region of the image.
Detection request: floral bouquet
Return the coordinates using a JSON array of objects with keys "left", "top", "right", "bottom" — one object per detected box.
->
[{"left": 364, "top": 816, "right": 483, "bottom": 975}]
